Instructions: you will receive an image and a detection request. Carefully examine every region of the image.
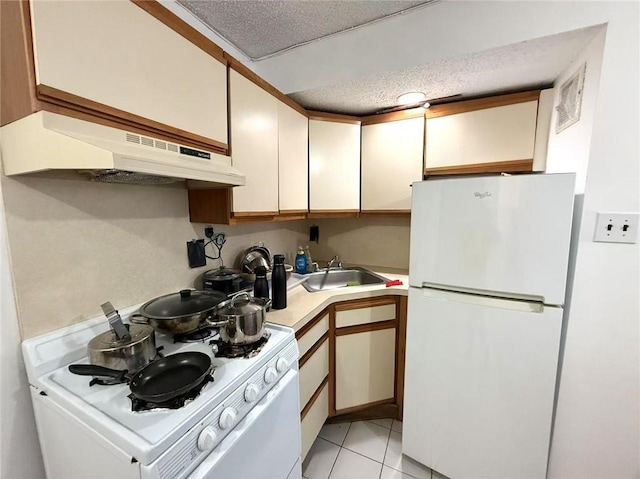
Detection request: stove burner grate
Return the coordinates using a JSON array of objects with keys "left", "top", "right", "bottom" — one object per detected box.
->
[
  {"left": 173, "top": 328, "right": 215, "bottom": 343},
  {"left": 128, "top": 374, "right": 213, "bottom": 412},
  {"left": 90, "top": 376, "right": 127, "bottom": 386},
  {"left": 210, "top": 331, "right": 270, "bottom": 359}
]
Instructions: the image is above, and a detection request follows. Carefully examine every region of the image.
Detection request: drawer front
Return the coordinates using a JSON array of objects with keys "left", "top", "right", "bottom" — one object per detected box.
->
[
  {"left": 299, "top": 340, "right": 329, "bottom": 410},
  {"left": 297, "top": 314, "right": 329, "bottom": 358},
  {"left": 301, "top": 384, "right": 329, "bottom": 460},
  {"left": 336, "top": 303, "right": 396, "bottom": 328}
]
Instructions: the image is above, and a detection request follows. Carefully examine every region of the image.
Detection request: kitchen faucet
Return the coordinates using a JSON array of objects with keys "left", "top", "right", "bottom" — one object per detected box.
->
[{"left": 326, "top": 255, "right": 343, "bottom": 270}]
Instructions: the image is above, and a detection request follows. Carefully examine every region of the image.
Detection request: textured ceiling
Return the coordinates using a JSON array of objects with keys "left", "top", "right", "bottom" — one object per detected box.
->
[
  {"left": 177, "top": 0, "right": 434, "bottom": 59},
  {"left": 289, "top": 26, "right": 602, "bottom": 115}
]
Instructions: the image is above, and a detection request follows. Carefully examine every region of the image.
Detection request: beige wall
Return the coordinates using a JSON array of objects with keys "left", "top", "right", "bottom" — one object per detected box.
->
[
  {"left": 1, "top": 171, "right": 307, "bottom": 339},
  {"left": 308, "top": 216, "right": 411, "bottom": 270}
]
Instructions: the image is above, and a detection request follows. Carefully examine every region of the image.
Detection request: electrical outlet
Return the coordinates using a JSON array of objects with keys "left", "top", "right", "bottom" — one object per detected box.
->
[{"left": 593, "top": 212, "right": 639, "bottom": 244}]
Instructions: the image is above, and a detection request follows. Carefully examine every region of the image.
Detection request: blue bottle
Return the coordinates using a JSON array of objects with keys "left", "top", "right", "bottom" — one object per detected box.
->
[{"left": 295, "top": 246, "right": 308, "bottom": 274}]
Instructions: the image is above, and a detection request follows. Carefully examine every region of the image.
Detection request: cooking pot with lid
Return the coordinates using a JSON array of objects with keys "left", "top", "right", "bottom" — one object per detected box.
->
[
  {"left": 207, "top": 292, "right": 270, "bottom": 345},
  {"left": 133, "top": 289, "right": 227, "bottom": 335}
]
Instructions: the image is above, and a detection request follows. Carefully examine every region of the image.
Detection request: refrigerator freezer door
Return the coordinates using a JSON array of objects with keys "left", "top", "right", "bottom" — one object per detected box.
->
[
  {"left": 402, "top": 287, "right": 562, "bottom": 479},
  {"left": 409, "top": 173, "right": 575, "bottom": 305}
]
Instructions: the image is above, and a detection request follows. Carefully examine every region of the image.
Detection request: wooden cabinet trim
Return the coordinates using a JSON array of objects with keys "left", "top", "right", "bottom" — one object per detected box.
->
[
  {"left": 335, "top": 319, "right": 397, "bottom": 336},
  {"left": 0, "top": 0, "right": 40, "bottom": 126},
  {"left": 334, "top": 296, "right": 398, "bottom": 312},
  {"left": 299, "top": 333, "right": 329, "bottom": 369},
  {"left": 130, "top": 0, "right": 225, "bottom": 64},
  {"left": 359, "top": 210, "right": 411, "bottom": 217},
  {"left": 301, "top": 375, "right": 329, "bottom": 420},
  {"left": 334, "top": 398, "right": 395, "bottom": 417},
  {"left": 425, "top": 90, "right": 541, "bottom": 119},
  {"left": 307, "top": 111, "right": 361, "bottom": 125},
  {"left": 232, "top": 211, "right": 280, "bottom": 218},
  {"left": 279, "top": 209, "right": 308, "bottom": 215},
  {"left": 225, "top": 53, "right": 307, "bottom": 117},
  {"left": 328, "top": 305, "right": 337, "bottom": 416},
  {"left": 188, "top": 189, "right": 232, "bottom": 224},
  {"left": 37, "top": 85, "right": 228, "bottom": 153},
  {"left": 395, "top": 296, "right": 407, "bottom": 421},
  {"left": 424, "top": 158, "right": 534, "bottom": 177},
  {"left": 296, "top": 309, "right": 330, "bottom": 339},
  {"left": 308, "top": 210, "right": 360, "bottom": 219},
  {"left": 361, "top": 108, "right": 425, "bottom": 126}
]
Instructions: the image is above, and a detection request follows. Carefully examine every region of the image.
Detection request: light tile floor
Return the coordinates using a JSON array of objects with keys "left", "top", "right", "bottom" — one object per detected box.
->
[{"left": 302, "top": 419, "right": 434, "bottom": 479}]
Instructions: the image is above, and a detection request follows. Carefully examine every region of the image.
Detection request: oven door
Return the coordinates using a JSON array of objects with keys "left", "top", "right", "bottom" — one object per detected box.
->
[{"left": 188, "top": 369, "right": 302, "bottom": 479}]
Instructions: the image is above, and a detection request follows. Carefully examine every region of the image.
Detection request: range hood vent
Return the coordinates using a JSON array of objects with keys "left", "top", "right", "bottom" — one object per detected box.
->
[{"left": 0, "top": 112, "right": 245, "bottom": 187}]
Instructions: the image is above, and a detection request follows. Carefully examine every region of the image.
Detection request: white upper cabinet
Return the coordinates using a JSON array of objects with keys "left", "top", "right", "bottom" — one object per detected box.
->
[
  {"left": 229, "top": 70, "right": 279, "bottom": 214},
  {"left": 425, "top": 96, "right": 539, "bottom": 172},
  {"left": 278, "top": 102, "right": 309, "bottom": 212},
  {"left": 309, "top": 119, "right": 361, "bottom": 212},
  {"left": 29, "top": 0, "right": 227, "bottom": 146},
  {"left": 361, "top": 117, "right": 424, "bottom": 211}
]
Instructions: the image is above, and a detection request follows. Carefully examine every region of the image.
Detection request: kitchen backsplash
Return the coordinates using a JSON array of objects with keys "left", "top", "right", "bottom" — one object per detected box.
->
[
  {"left": 0, "top": 169, "right": 306, "bottom": 339},
  {"left": 307, "top": 216, "right": 411, "bottom": 270}
]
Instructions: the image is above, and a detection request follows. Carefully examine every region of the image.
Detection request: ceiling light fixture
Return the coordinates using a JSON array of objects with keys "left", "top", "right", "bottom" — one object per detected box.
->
[{"left": 396, "top": 92, "right": 427, "bottom": 106}]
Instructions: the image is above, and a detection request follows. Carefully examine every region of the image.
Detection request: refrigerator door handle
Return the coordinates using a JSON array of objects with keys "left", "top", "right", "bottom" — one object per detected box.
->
[{"left": 417, "top": 286, "right": 547, "bottom": 313}]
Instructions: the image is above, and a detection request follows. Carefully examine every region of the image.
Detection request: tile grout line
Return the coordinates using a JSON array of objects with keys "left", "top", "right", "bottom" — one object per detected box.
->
[
  {"left": 327, "top": 422, "right": 351, "bottom": 479},
  {"left": 378, "top": 426, "right": 392, "bottom": 479}
]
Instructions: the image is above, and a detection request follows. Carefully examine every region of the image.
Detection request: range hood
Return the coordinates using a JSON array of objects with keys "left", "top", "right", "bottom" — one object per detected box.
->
[{"left": 0, "top": 112, "right": 245, "bottom": 186}]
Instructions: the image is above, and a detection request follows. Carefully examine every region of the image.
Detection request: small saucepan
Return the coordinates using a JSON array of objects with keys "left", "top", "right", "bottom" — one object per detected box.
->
[
  {"left": 206, "top": 292, "right": 270, "bottom": 345},
  {"left": 69, "top": 352, "right": 213, "bottom": 403}
]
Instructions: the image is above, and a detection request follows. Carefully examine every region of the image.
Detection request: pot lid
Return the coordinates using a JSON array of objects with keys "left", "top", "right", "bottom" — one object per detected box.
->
[
  {"left": 204, "top": 267, "right": 242, "bottom": 281},
  {"left": 217, "top": 293, "right": 269, "bottom": 316},
  {"left": 88, "top": 323, "right": 154, "bottom": 351},
  {"left": 139, "top": 289, "right": 227, "bottom": 320}
]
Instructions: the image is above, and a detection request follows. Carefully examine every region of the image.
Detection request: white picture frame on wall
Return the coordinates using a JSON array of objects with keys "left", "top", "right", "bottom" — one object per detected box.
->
[{"left": 555, "top": 63, "right": 586, "bottom": 133}]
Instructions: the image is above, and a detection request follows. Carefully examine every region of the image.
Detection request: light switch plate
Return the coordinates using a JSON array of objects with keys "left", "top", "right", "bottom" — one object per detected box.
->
[{"left": 593, "top": 212, "right": 639, "bottom": 244}]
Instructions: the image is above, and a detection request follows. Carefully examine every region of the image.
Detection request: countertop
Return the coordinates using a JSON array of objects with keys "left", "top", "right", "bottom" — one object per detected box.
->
[{"left": 265, "top": 265, "right": 409, "bottom": 333}]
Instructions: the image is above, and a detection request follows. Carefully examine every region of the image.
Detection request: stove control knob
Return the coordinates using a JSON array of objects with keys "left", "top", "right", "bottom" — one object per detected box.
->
[
  {"left": 276, "top": 357, "right": 289, "bottom": 373},
  {"left": 244, "top": 384, "right": 260, "bottom": 403},
  {"left": 264, "top": 366, "right": 278, "bottom": 384},
  {"left": 197, "top": 426, "right": 217, "bottom": 452},
  {"left": 219, "top": 407, "right": 237, "bottom": 430}
]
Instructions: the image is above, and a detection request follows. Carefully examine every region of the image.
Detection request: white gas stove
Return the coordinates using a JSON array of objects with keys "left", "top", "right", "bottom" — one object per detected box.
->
[{"left": 23, "top": 304, "right": 302, "bottom": 479}]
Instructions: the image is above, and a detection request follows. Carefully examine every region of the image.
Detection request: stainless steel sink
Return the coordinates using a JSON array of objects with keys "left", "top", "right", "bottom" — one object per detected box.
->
[{"left": 302, "top": 267, "right": 388, "bottom": 293}]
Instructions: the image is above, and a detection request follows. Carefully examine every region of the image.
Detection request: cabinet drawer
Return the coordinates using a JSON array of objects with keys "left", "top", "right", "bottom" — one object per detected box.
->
[
  {"left": 297, "top": 314, "right": 329, "bottom": 358},
  {"left": 299, "top": 340, "right": 329, "bottom": 410},
  {"left": 336, "top": 303, "right": 396, "bottom": 328},
  {"left": 301, "top": 383, "right": 329, "bottom": 460},
  {"left": 336, "top": 329, "right": 396, "bottom": 411}
]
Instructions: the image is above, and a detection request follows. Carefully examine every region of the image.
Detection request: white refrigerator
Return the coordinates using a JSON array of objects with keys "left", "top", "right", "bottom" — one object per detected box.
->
[{"left": 402, "top": 173, "right": 576, "bottom": 479}]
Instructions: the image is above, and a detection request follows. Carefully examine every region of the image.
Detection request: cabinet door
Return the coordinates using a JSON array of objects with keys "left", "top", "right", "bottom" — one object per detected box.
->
[
  {"left": 229, "top": 70, "right": 279, "bottom": 214},
  {"left": 30, "top": 0, "right": 227, "bottom": 147},
  {"left": 425, "top": 100, "right": 538, "bottom": 170},
  {"left": 361, "top": 117, "right": 424, "bottom": 211},
  {"left": 301, "top": 384, "right": 329, "bottom": 460},
  {"left": 309, "top": 119, "right": 361, "bottom": 212},
  {"left": 335, "top": 328, "right": 396, "bottom": 411},
  {"left": 278, "top": 102, "right": 308, "bottom": 213}
]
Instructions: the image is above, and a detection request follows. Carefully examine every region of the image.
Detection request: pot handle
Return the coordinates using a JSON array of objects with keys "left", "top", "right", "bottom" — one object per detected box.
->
[
  {"left": 231, "top": 291, "right": 250, "bottom": 307},
  {"left": 69, "top": 364, "right": 128, "bottom": 382},
  {"left": 205, "top": 317, "right": 230, "bottom": 327},
  {"left": 264, "top": 298, "right": 272, "bottom": 312},
  {"left": 130, "top": 314, "right": 149, "bottom": 325}
]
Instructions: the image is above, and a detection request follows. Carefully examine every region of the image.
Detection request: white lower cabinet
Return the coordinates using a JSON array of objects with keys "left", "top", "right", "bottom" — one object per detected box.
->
[
  {"left": 301, "top": 384, "right": 329, "bottom": 460},
  {"left": 335, "top": 329, "right": 396, "bottom": 411},
  {"left": 299, "top": 341, "right": 329, "bottom": 408}
]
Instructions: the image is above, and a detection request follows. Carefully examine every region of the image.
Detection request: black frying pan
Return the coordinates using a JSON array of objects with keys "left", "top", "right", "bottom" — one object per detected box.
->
[{"left": 69, "top": 352, "right": 212, "bottom": 403}]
